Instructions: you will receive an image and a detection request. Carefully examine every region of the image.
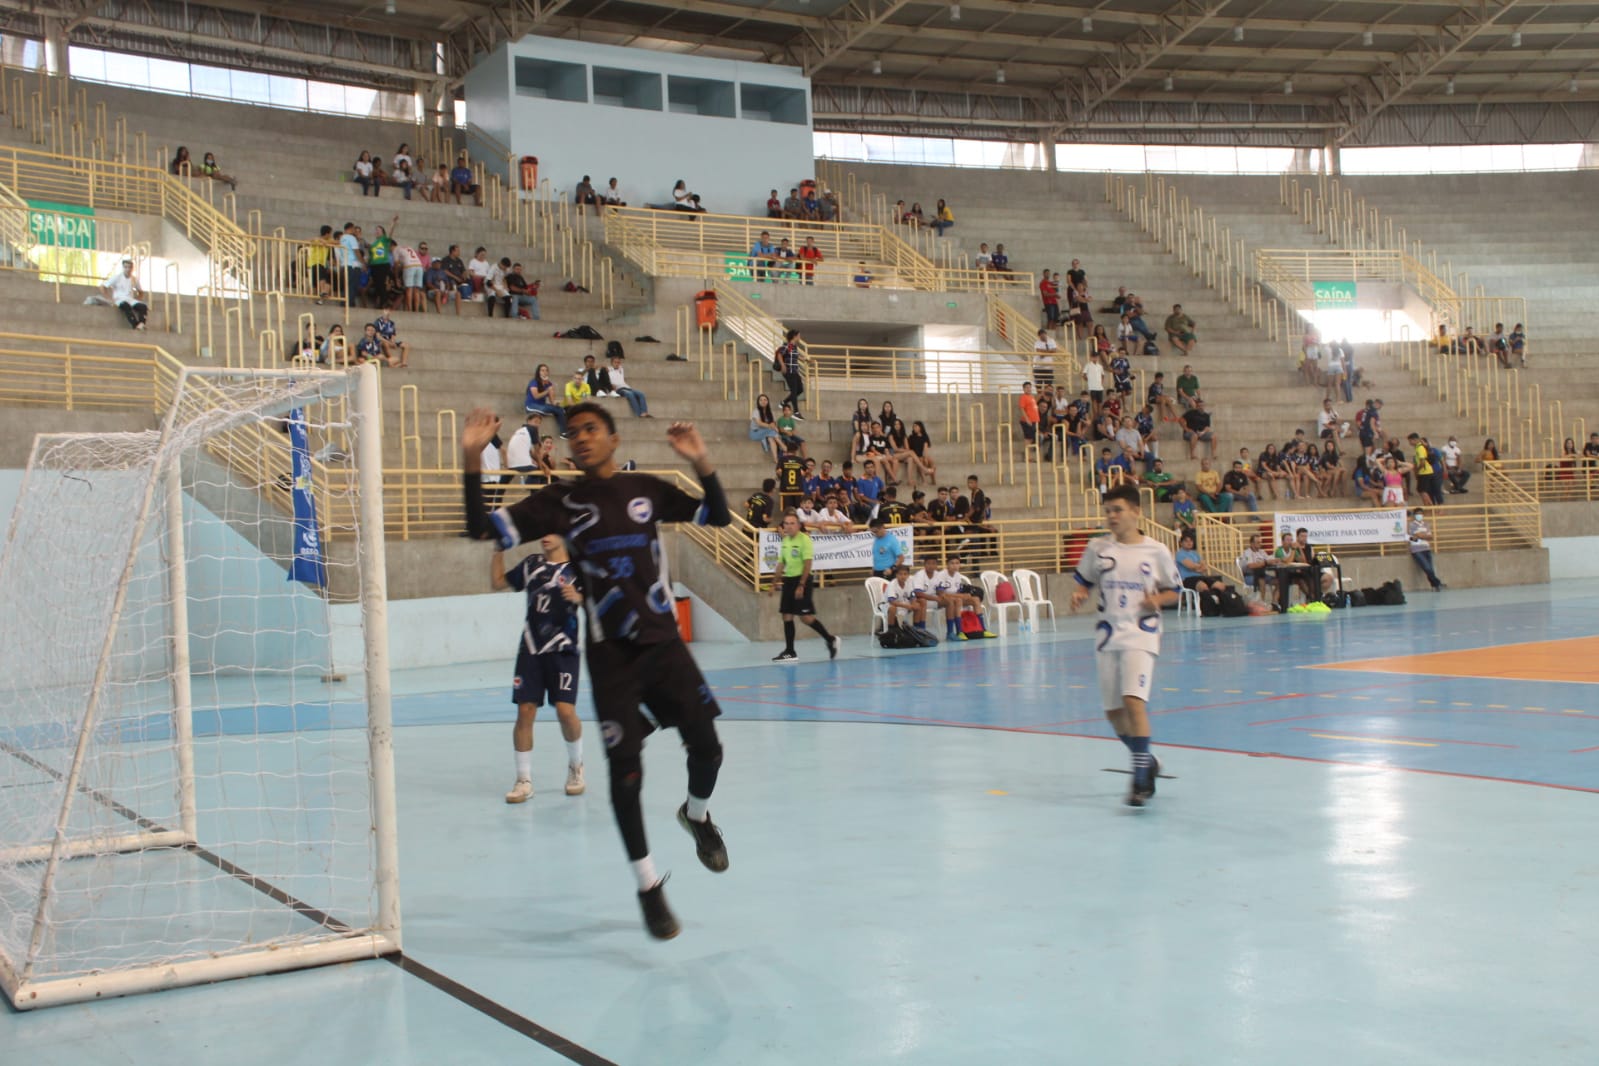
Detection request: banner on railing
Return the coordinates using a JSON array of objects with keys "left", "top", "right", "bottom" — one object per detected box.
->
[
  {"left": 1312, "top": 280, "right": 1356, "bottom": 309},
  {"left": 287, "top": 407, "right": 327, "bottom": 588},
  {"left": 757, "top": 526, "right": 913, "bottom": 575},
  {"left": 1271, "top": 509, "right": 1406, "bottom": 550}
]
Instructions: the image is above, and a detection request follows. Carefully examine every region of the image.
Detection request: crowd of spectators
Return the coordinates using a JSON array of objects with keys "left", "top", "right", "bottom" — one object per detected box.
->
[{"left": 349, "top": 146, "right": 481, "bottom": 204}]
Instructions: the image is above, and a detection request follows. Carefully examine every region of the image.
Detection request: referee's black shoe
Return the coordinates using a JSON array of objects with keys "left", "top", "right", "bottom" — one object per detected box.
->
[
  {"left": 638, "top": 877, "right": 680, "bottom": 940},
  {"left": 678, "top": 803, "right": 730, "bottom": 872}
]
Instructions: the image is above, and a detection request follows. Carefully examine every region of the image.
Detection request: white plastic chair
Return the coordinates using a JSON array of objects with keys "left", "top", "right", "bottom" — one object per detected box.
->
[
  {"left": 864, "top": 577, "right": 890, "bottom": 634},
  {"left": 1177, "top": 586, "right": 1201, "bottom": 616},
  {"left": 980, "top": 569, "right": 1026, "bottom": 636},
  {"left": 1011, "top": 569, "right": 1057, "bottom": 633}
]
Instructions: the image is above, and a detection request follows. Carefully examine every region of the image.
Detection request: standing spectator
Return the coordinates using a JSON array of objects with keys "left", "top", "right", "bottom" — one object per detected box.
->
[
  {"left": 396, "top": 238, "right": 425, "bottom": 313},
  {"left": 524, "top": 365, "right": 566, "bottom": 434},
  {"left": 1164, "top": 304, "right": 1197, "bottom": 355},
  {"left": 307, "top": 225, "right": 337, "bottom": 304},
  {"left": 776, "top": 329, "right": 805, "bottom": 416},
  {"left": 366, "top": 220, "right": 398, "bottom": 308},
  {"left": 1033, "top": 328, "right": 1059, "bottom": 387},
  {"left": 450, "top": 155, "right": 482, "bottom": 206},
  {"left": 1440, "top": 435, "right": 1470, "bottom": 494},
  {"left": 337, "top": 222, "right": 363, "bottom": 309},
  {"left": 99, "top": 258, "right": 148, "bottom": 330},
  {"left": 797, "top": 237, "right": 823, "bottom": 285},
  {"left": 1039, "top": 270, "right": 1061, "bottom": 327},
  {"left": 1407, "top": 508, "right": 1446, "bottom": 590},
  {"left": 774, "top": 238, "right": 798, "bottom": 283},
  {"left": 1018, "top": 382, "right": 1042, "bottom": 456},
  {"left": 1182, "top": 399, "right": 1216, "bottom": 460},
  {"left": 1082, "top": 351, "right": 1107, "bottom": 422},
  {"left": 1409, "top": 433, "right": 1444, "bottom": 505},
  {"left": 353, "top": 150, "right": 378, "bottom": 196}
]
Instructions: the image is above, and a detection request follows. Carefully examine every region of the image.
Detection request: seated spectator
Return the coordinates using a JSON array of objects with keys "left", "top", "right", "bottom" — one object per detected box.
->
[
  {"left": 563, "top": 369, "right": 592, "bottom": 407},
  {"left": 1135, "top": 404, "right": 1159, "bottom": 469},
  {"left": 905, "top": 420, "right": 937, "bottom": 485},
  {"left": 930, "top": 199, "right": 954, "bottom": 236},
  {"left": 198, "top": 152, "right": 237, "bottom": 191},
  {"left": 320, "top": 323, "right": 348, "bottom": 364},
  {"left": 484, "top": 257, "right": 515, "bottom": 317},
  {"left": 849, "top": 398, "right": 873, "bottom": 453},
  {"left": 745, "top": 479, "right": 777, "bottom": 528},
  {"left": 466, "top": 247, "right": 493, "bottom": 297},
  {"left": 170, "top": 145, "right": 195, "bottom": 176},
  {"left": 1148, "top": 371, "right": 1180, "bottom": 422},
  {"left": 1257, "top": 443, "right": 1291, "bottom": 498},
  {"left": 524, "top": 364, "right": 566, "bottom": 433},
  {"left": 431, "top": 244, "right": 467, "bottom": 315},
  {"left": 1222, "top": 460, "right": 1256, "bottom": 512},
  {"left": 1141, "top": 458, "right": 1182, "bottom": 502},
  {"left": 819, "top": 190, "right": 839, "bottom": 221},
  {"left": 974, "top": 243, "right": 993, "bottom": 271},
  {"left": 1176, "top": 531, "right": 1228, "bottom": 597},
  {"left": 600, "top": 352, "right": 651, "bottom": 419},
  {"left": 805, "top": 459, "right": 837, "bottom": 501},
  {"left": 1435, "top": 323, "right": 1454, "bottom": 355},
  {"left": 1169, "top": 486, "right": 1196, "bottom": 531},
  {"left": 749, "top": 396, "right": 781, "bottom": 457},
  {"left": 506, "top": 263, "right": 541, "bottom": 319},
  {"left": 853, "top": 263, "right": 872, "bottom": 287},
  {"left": 1509, "top": 323, "right": 1526, "bottom": 367},
  {"left": 1182, "top": 399, "right": 1216, "bottom": 460},
  {"left": 750, "top": 231, "right": 777, "bottom": 282},
  {"left": 767, "top": 189, "right": 783, "bottom": 218},
  {"left": 99, "top": 258, "right": 148, "bottom": 330},
  {"left": 777, "top": 402, "right": 807, "bottom": 458},
  {"left": 354, "top": 323, "right": 389, "bottom": 367},
  {"left": 1237, "top": 534, "right": 1275, "bottom": 600},
  {"left": 1441, "top": 434, "right": 1470, "bottom": 494},
  {"left": 856, "top": 421, "right": 889, "bottom": 467},
  {"left": 989, "top": 244, "right": 1010, "bottom": 273},
  {"left": 1175, "top": 364, "right": 1202, "bottom": 409},
  {"left": 1114, "top": 415, "right": 1144, "bottom": 465},
  {"left": 801, "top": 186, "right": 820, "bottom": 220},
  {"left": 1316, "top": 398, "right": 1348, "bottom": 440},
  {"left": 774, "top": 237, "right": 798, "bottom": 282},
  {"left": 794, "top": 496, "right": 822, "bottom": 530},
  {"left": 783, "top": 188, "right": 804, "bottom": 220},
  {"left": 575, "top": 175, "right": 600, "bottom": 217},
  {"left": 1459, "top": 326, "right": 1480, "bottom": 356},
  {"left": 1320, "top": 442, "right": 1346, "bottom": 495},
  {"left": 1164, "top": 304, "right": 1197, "bottom": 354},
  {"left": 392, "top": 160, "right": 417, "bottom": 200},
  {"left": 1236, "top": 447, "right": 1266, "bottom": 500},
  {"left": 581, "top": 354, "right": 607, "bottom": 396},
  {"left": 1478, "top": 438, "right": 1501, "bottom": 467},
  {"left": 353, "top": 150, "right": 378, "bottom": 196},
  {"left": 882, "top": 564, "right": 926, "bottom": 628},
  {"left": 1193, "top": 458, "right": 1232, "bottom": 513},
  {"left": 850, "top": 460, "right": 885, "bottom": 522},
  {"left": 602, "top": 178, "right": 626, "bottom": 206},
  {"left": 1352, "top": 454, "right": 1384, "bottom": 506},
  {"left": 372, "top": 310, "right": 410, "bottom": 368},
  {"left": 426, "top": 164, "right": 449, "bottom": 203},
  {"left": 450, "top": 155, "right": 482, "bottom": 206},
  {"left": 906, "top": 202, "right": 926, "bottom": 227},
  {"left": 1095, "top": 446, "right": 1133, "bottom": 494},
  {"left": 1124, "top": 301, "right": 1158, "bottom": 349},
  {"left": 883, "top": 418, "right": 911, "bottom": 482}
]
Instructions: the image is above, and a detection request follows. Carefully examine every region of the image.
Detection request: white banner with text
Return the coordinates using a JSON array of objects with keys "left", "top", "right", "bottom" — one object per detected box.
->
[
  {"left": 1271, "top": 509, "right": 1408, "bottom": 550},
  {"left": 758, "top": 527, "right": 913, "bottom": 575}
]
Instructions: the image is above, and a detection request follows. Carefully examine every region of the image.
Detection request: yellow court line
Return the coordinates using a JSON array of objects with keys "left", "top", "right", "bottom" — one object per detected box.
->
[{"left": 1308, "top": 733, "right": 1437, "bottom": 748}]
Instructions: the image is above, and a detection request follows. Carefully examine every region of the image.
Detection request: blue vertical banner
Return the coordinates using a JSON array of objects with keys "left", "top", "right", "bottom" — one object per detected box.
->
[{"left": 287, "top": 407, "right": 327, "bottom": 588}]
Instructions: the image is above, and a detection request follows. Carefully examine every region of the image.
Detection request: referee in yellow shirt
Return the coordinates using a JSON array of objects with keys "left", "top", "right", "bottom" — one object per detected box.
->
[{"left": 772, "top": 510, "right": 840, "bottom": 662}]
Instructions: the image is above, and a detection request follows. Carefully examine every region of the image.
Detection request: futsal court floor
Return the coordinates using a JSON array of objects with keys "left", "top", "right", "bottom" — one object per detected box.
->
[{"left": 5, "top": 579, "right": 1597, "bottom": 1065}]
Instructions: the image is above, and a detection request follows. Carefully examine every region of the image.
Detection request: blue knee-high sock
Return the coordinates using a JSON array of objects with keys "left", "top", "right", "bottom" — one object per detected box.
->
[
  {"left": 1116, "top": 733, "right": 1134, "bottom": 751},
  {"left": 1127, "top": 735, "right": 1153, "bottom": 787}
]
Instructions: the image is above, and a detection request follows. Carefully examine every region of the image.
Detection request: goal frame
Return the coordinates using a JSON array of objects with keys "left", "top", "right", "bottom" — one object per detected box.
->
[{"left": 0, "top": 363, "right": 401, "bottom": 1010}]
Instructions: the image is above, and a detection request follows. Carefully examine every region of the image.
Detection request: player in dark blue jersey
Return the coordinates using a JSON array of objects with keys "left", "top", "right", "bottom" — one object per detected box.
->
[
  {"left": 491, "top": 533, "right": 585, "bottom": 804},
  {"left": 462, "top": 402, "right": 733, "bottom": 940}
]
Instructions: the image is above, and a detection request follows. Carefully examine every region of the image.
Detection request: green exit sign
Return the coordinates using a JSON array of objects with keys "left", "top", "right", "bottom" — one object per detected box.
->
[
  {"left": 946, "top": 301, "right": 958, "bottom": 308},
  {"left": 1312, "top": 280, "right": 1356, "bottom": 309}
]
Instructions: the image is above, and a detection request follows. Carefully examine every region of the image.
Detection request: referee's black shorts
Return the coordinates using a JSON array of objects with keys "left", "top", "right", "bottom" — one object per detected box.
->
[{"left": 779, "top": 574, "right": 816, "bottom": 616}]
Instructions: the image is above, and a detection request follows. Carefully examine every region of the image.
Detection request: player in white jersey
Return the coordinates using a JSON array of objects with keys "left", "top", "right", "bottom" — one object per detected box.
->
[{"left": 1069, "top": 483, "right": 1181, "bottom": 807}]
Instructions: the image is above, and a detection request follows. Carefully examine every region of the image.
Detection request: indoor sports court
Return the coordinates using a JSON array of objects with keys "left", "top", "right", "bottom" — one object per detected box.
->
[{"left": 5, "top": 579, "right": 1594, "bottom": 1066}]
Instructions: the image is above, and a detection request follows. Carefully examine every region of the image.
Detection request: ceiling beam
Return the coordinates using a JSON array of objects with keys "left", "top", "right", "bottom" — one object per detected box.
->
[
  {"left": 1334, "top": 0, "right": 1530, "bottom": 145},
  {"left": 791, "top": 0, "right": 915, "bottom": 77},
  {"left": 1050, "top": 0, "right": 1231, "bottom": 137}
]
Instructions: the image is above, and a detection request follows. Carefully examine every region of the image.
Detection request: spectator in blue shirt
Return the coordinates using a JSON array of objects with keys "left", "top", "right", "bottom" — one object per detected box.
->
[
  {"left": 851, "top": 460, "right": 884, "bottom": 522},
  {"left": 1095, "top": 446, "right": 1132, "bottom": 494},
  {"left": 750, "top": 231, "right": 776, "bottom": 282},
  {"left": 337, "top": 222, "right": 363, "bottom": 308},
  {"left": 1170, "top": 487, "right": 1196, "bottom": 531},
  {"left": 450, "top": 155, "right": 481, "bottom": 206},
  {"left": 870, "top": 518, "right": 903, "bottom": 578}
]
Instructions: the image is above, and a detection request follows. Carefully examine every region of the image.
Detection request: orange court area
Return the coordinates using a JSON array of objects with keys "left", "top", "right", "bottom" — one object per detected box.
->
[{"left": 1317, "top": 636, "right": 1599, "bottom": 685}]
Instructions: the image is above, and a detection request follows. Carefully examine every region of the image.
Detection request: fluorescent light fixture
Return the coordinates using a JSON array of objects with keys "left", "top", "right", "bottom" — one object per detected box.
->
[
  {"left": 1362, "top": 30, "right": 1373, "bottom": 46},
  {"left": 871, "top": 58, "right": 882, "bottom": 75},
  {"left": 1511, "top": 31, "right": 1521, "bottom": 47},
  {"left": 1163, "top": 76, "right": 1174, "bottom": 91},
  {"left": 1082, "top": 17, "right": 1092, "bottom": 32},
  {"left": 1284, "top": 79, "right": 1294, "bottom": 95},
  {"left": 1445, "top": 78, "right": 1455, "bottom": 95},
  {"left": 384, "top": 0, "right": 396, "bottom": 12},
  {"left": 950, "top": 3, "right": 960, "bottom": 21},
  {"left": 995, "top": 67, "right": 1005, "bottom": 84},
  {"left": 1233, "top": 26, "right": 1244, "bottom": 42},
  {"left": 1571, "top": 77, "right": 1580, "bottom": 93}
]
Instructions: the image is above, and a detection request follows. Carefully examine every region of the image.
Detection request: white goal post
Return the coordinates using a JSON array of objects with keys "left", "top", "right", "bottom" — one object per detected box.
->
[{"left": 0, "top": 363, "right": 399, "bottom": 1009}]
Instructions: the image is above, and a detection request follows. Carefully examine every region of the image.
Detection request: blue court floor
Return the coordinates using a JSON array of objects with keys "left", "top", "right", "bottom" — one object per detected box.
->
[{"left": 5, "top": 580, "right": 1598, "bottom": 1065}]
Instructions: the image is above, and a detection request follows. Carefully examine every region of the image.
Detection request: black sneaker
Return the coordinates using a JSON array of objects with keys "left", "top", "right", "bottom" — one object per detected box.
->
[
  {"left": 772, "top": 649, "right": 798, "bottom": 662},
  {"left": 1145, "top": 755, "right": 1161, "bottom": 797},
  {"left": 677, "top": 803, "right": 729, "bottom": 872},
  {"left": 1124, "top": 783, "right": 1146, "bottom": 808},
  {"left": 827, "top": 635, "right": 840, "bottom": 660},
  {"left": 638, "top": 877, "right": 680, "bottom": 940}
]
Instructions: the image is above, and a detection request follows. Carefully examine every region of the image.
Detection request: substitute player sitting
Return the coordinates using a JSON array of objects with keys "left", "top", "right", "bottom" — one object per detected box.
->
[
  {"left": 490, "top": 534, "right": 585, "bottom": 803},
  {"left": 883, "top": 564, "right": 925, "bottom": 628},
  {"left": 1069, "top": 483, "right": 1181, "bottom": 807}
]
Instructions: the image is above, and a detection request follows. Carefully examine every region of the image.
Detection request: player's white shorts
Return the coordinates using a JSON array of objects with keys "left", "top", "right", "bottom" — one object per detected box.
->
[
  {"left": 1098, "top": 648, "right": 1157, "bottom": 710},
  {"left": 1381, "top": 485, "right": 1404, "bottom": 506}
]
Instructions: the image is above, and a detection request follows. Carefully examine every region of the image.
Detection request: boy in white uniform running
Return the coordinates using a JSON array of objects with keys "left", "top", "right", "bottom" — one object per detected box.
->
[{"left": 1069, "top": 483, "right": 1181, "bottom": 807}]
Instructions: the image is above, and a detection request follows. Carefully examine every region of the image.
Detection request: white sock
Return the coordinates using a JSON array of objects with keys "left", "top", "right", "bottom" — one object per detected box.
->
[
  {"left": 514, "top": 749, "right": 531, "bottom": 781},
  {"left": 632, "top": 855, "right": 659, "bottom": 891},
  {"left": 685, "top": 794, "right": 710, "bottom": 823},
  {"left": 565, "top": 738, "right": 583, "bottom": 767}
]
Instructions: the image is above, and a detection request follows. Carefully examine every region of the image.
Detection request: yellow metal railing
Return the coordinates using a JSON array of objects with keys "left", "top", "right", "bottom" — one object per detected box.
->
[{"left": 1484, "top": 455, "right": 1599, "bottom": 505}]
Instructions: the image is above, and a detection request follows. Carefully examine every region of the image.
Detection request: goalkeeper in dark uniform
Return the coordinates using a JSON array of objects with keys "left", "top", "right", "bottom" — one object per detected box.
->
[{"left": 462, "top": 403, "right": 732, "bottom": 940}]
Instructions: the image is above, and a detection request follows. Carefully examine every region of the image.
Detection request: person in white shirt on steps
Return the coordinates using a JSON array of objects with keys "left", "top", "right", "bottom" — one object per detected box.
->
[
  {"left": 100, "top": 259, "right": 148, "bottom": 330},
  {"left": 505, "top": 414, "right": 541, "bottom": 484},
  {"left": 600, "top": 353, "right": 652, "bottom": 418}
]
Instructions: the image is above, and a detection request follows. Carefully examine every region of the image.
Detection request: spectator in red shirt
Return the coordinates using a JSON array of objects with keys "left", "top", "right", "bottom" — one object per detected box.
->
[
  {"left": 1039, "top": 270, "right": 1061, "bottom": 327},
  {"left": 766, "top": 189, "right": 782, "bottom": 218},
  {"left": 797, "top": 237, "right": 823, "bottom": 286}
]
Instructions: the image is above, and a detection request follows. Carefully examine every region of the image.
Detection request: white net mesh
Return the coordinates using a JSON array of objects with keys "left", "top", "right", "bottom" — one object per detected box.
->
[{"left": 0, "top": 369, "right": 391, "bottom": 1004}]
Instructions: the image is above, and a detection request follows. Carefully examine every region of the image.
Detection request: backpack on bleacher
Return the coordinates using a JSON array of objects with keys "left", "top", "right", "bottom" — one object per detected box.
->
[
  {"left": 1142, "top": 341, "right": 1160, "bottom": 356},
  {"left": 605, "top": 340, "right": 625, "bottom": 360}
]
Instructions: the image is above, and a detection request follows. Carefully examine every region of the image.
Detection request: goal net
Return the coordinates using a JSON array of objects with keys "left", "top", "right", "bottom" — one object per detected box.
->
[{"left": 0, "top": 365, "right": 399, "bottom": 1009}]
